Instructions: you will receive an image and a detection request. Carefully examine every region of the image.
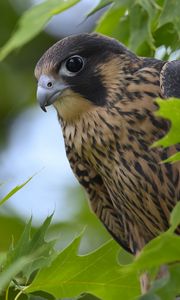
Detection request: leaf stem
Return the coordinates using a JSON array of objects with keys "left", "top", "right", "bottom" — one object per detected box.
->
[
  {"left": 5, "top": 285, "right": 9, "bottom": 300},
  {"left": 14, "top": 290, "right": 23, "bottom": 300}
]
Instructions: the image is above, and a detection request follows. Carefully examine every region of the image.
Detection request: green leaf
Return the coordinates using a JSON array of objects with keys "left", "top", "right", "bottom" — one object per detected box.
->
[
  {"left": 154, "top": 23, "right": 179, "bottom": 51},
  {"left": 129, "top": 2, "right": 155, "bottom": 52},
  {"left": 0, "top": 253, "right": 6, "bottom": 266},
  {"left": 153, "top": 98, "right": 180, "bottom": 148},
  {"left": 162, "top": 152, "right": 180, "bottom": 163},
  {"left": 140, "top": 264, "right": 180, "bottom": 300},
  {"left": 155, "top": 264, "right": 180, "bottom": 300},
  {"left": 0, "top": 257, "right": 30, "bottom": 293},
  {"left": 130, "top": 233, "right": 180, "bottom": 273},
  {"left": 169, "top": 202, "right": 180, "bottom": 233},
  {"left": 158, "top": 0, "right": 180, "bottom": 39},
  {"left": 0, "top": 0, "right": 80, "bottom": 61},
  {"left": 0, "top": 176, "right": 33, "bottom": 206},
  {"left": 94, "top": 0, "right": 159, "bottom": 53},
  {"left": 87, "top": 0, "right": 112, "bottom": 17},
  {"left": 3, "top": 215, "right": 55, "bottom": 284},
  {"left": 136, "top": 0, "right": 160, "bottom": 16},
  {"left": 95, "top": 3, "right": 127, "bottom": 39},
  {"left": 78, "top": 293, "right": 101, "bottom": 300},
  {"left": 140, "top": 293, "right": 160, "bottom": 300},
  {"left": 19, "top": 205, "right": 180, "bottom": 299},
  {"left": 0, "top": 215, "right": 26, "bottom": 252},
  {"left": 25, "top": 237, "right": 140, "bottom": 300}
]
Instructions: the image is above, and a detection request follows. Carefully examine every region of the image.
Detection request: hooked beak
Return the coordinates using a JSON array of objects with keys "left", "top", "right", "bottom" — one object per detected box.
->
[{"left": 36, "top": 75, "right": 68, "bottom": 112}]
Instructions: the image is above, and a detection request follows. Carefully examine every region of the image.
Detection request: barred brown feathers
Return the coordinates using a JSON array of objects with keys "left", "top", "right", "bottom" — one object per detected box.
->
[{"left": 35, "top": 33, "right": 180, "bottom": 255}]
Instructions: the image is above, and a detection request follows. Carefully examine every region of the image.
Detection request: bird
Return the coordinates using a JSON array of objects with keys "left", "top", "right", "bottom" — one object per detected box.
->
[{"left": 35, "top": 33, "right": 180, "bottom": 292}]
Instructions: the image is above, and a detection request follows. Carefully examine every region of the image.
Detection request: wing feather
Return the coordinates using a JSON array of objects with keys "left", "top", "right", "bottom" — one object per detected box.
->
[{"left": 160, "top": 60, "right": 180, "bottom": 98}]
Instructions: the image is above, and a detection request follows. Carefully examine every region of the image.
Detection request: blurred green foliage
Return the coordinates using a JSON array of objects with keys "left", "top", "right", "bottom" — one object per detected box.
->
[
  {"left": 0, "top": 0, "right": 79, "bottom": 61},
  {"left": 1, "top": 0, "right": 180, "bottom": 61},
  {"left": 0, "top": 0, "right": 55, "bottom": 141},
  {"left": 0, "top": 185, "right": 180, "bottom": 300},
  {"left": 94, "top": 0, "right": 180, "bottom": 57},
  {"left": 0, "top": 0, "right": 180, "bottom": 299},
  {"left": 153, "top": 98, "right": 180, "bottom": 162},
  {"left": 0, "top": 176, "right": 33, "bottom": 206},
  {"left": 154, "top": 98, "right": 180, "bottom": 148}
]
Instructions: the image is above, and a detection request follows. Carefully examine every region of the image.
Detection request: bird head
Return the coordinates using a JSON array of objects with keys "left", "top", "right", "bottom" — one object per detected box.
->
[{"left": 35, "top": 33, "right": 137, "bottom": 122}]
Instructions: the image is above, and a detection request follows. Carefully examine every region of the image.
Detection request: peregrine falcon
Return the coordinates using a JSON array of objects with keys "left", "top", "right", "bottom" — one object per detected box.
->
[{"left": 35, "top": 33, "right": 180, "bottom": 256}]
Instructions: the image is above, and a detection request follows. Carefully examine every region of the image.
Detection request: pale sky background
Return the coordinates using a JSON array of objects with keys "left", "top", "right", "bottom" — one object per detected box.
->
[
  {"left": 0, "top": 106, "right": 78, "bottom": 223},
  {"left": 0, "top": 0, "right": 102, "bottom": 223}
]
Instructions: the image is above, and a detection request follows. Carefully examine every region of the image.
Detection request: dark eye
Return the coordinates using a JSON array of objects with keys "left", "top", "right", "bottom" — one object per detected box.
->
[{"left": 65, "top": 55, "right": 84, "bottom": 73}]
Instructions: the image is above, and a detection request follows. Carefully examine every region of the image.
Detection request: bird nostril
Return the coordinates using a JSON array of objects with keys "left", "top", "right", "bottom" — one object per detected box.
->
[{"left": 47, "top": 81, "right": 53, "bottom": 88}]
